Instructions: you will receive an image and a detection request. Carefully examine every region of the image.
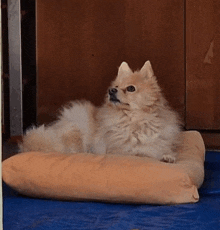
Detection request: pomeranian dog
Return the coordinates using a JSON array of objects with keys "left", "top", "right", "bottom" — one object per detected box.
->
[{"left": 20, "top": 61, "right": 182, "bottom": 163}]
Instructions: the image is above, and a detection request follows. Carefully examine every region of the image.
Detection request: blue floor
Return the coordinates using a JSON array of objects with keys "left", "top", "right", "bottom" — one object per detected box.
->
[{"left": 3, "top": 151, "right": 220, "bottom": 230}]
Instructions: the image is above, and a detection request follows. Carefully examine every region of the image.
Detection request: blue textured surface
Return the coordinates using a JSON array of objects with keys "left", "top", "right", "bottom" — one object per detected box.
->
[{"left": 3, "top": 151, "right": 220, "bottom": 230}]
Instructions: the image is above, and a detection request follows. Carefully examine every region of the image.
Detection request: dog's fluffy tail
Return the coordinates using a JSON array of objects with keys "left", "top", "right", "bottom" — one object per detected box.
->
[
  {"left": 19, "top": 125, "right": 59, "bottom": 153},
  {"left": 19, "top": 101, "right": 96, "bottom": 154}
]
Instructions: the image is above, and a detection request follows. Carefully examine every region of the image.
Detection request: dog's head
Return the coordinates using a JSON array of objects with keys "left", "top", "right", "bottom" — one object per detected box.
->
[{"left": 107, "top": 61, "right": 162, "bottom": 110}]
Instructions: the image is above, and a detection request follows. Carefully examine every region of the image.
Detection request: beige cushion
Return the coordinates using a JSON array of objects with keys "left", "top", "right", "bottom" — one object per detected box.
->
[{"left": 2, "top": 131, "right": 205, "bottom": 205}]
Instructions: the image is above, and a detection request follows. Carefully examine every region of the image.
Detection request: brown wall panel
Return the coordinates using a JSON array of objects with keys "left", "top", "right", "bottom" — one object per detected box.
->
[
  {"left": 37, "top": 0, "right": 185, "bottom": 124},
  {"left": 186, "top": 0, "right": 220, "bottom": 129}
]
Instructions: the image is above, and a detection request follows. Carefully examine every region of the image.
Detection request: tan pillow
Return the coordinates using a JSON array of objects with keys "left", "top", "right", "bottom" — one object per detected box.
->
[{"left": 2, "top": 131, "right": 205, "bottom": 205}]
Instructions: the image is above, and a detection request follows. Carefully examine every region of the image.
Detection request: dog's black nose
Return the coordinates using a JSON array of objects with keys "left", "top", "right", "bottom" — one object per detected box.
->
[{"left": 109, "top": 88, "right": 118, "bottom": 95}]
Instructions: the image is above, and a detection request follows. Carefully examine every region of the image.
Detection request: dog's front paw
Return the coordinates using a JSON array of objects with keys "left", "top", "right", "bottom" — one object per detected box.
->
[{"left": 161, "top": 154, "right": 176, "bottom": 163}]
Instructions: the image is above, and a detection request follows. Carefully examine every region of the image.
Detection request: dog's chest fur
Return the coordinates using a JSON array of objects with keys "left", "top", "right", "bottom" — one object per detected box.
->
[{"left": 97, "top": 106, "right": 163, "bottom": 155}]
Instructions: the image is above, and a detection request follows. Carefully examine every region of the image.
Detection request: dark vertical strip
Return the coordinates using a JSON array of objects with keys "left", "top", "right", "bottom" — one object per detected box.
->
[{"left": 184, "top": 0, "right": 187, "bottom": 129}]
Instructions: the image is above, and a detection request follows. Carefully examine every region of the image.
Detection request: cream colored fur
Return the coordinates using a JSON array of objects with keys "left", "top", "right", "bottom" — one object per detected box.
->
[{"left": 20, "top": 61, "right": 182, "bottom": 162}]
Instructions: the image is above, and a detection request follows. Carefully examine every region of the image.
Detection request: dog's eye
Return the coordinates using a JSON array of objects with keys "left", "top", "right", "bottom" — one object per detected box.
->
[{"left": 126, "top": 85, "right": 136, "bottom": 92}]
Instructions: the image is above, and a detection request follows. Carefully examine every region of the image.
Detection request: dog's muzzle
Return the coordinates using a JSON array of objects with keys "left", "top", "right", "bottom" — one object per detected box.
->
[{"left": 108, "top": 88, "right": 120, "bottom": 103}]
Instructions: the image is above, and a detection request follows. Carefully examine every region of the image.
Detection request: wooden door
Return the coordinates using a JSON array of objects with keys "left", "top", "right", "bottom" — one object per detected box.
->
[{"left": 36, "top": 0, "right": 185, "bottom": 124}]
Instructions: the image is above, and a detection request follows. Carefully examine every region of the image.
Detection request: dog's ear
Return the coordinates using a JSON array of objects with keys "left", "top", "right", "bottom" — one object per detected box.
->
[
  {"left": 140, "top": 61, "right": 154, "bottom": 78},
  {"left": 118, "top": 62, "right": 132, "bottom": 77}
]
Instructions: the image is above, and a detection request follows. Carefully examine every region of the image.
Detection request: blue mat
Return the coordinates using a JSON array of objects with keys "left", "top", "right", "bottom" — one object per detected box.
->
[{"left": 3, "top": 151, "right": 220, "bottom": 230}]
